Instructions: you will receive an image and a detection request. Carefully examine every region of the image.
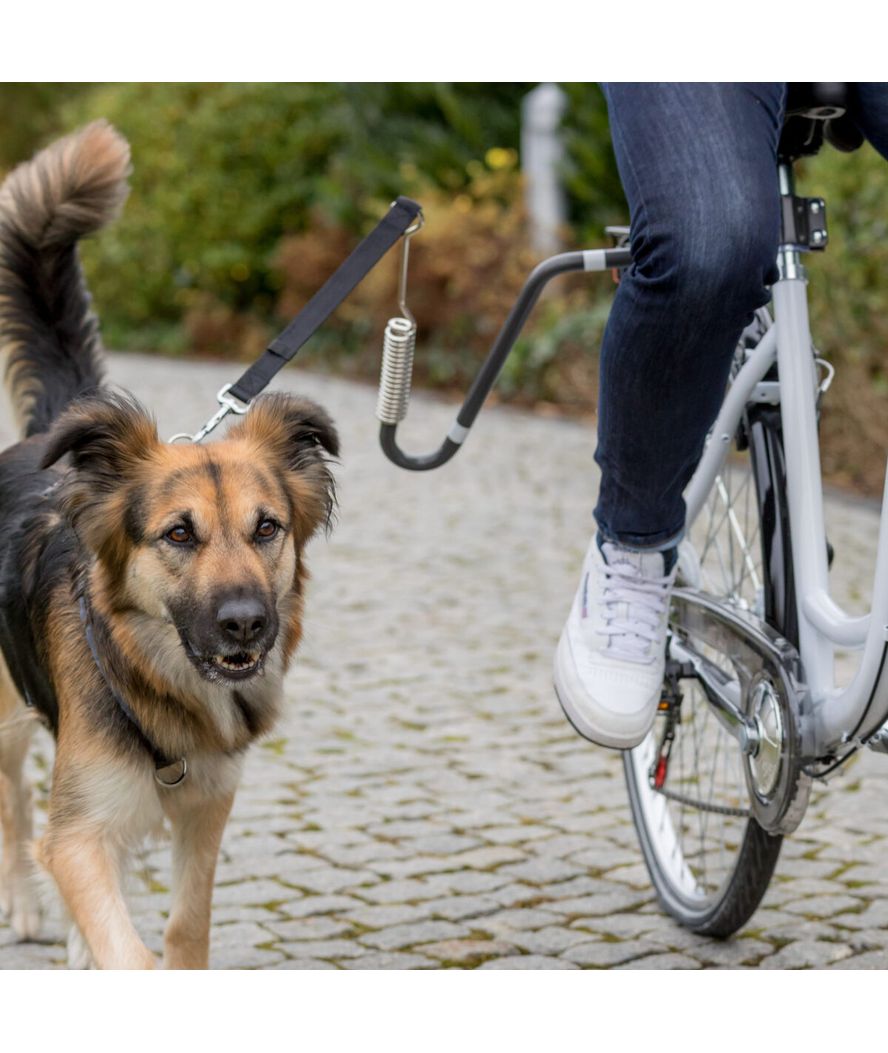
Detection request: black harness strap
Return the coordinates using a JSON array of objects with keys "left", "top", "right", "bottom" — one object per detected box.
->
[
  {"left": 78, "top": 595, "right": 186, "bottom": 785},
  {"left": 228, "top": 196, "right": 423, "bottom": 405}
]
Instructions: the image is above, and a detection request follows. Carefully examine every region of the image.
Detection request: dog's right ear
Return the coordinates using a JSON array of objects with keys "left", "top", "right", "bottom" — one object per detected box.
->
[{"left": 41, "top": 393, "right": 159, "bottom": 557}]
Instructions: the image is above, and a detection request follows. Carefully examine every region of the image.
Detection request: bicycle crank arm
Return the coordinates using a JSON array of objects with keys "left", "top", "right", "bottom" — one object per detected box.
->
[
  {"left": 377, "top": 247, "right": 632, "bottom": 471},
  {"left": 669, "top": 588, "right": 813, "bottom": 835},
  {"left": 667, "top": 637, "right": 759, "bottom": 754}
]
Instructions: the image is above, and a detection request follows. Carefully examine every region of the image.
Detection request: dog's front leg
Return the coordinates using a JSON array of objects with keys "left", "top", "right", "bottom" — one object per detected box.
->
[
  {"left": 162, "top": 788, "right": 236, "bottom": 969},
  {"left": 36, "top": 824, "right": 155, "bottom": 969}
]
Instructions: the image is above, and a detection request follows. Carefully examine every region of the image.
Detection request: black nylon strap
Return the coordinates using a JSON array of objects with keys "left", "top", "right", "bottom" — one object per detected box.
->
[
  {"left": 229, "top": 196, "right": 423, "bottom": 404},
  {"left": 78, "top": 595, "right": 179, "bottom": 772}
]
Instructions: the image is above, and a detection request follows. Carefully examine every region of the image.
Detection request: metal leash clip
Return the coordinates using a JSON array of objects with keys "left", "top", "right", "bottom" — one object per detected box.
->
[{"left": 168, "top": 383, "right": 251, "bottom": 444}]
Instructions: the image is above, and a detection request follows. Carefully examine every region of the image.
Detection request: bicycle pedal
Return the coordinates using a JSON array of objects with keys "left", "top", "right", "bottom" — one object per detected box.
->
[{"left": 663, "top": 658, "right": 696, "bottom": 682}]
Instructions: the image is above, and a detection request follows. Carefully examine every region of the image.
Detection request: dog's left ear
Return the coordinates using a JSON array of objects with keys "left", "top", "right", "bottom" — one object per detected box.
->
[{"left": 229, "top": 393, "right": 339, "bottom": 539}]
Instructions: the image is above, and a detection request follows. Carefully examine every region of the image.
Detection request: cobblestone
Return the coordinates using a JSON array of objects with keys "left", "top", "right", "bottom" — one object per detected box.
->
[
  {"left": 560, "top": 939, "right": 667, "bottom": 967},
  {"left": 760, "top": 940, "right": 855, "bottom": 969},
  {"left": 422, "top": 895, "right": 503, "bottom": 921},
  {"left": 510, "top": 927, "right": 605, "bottom": 956},
  {"left": 693, "top": 938, "right": 776, "bottom": 967},
  {"left": 479, "top": 955, "right": 578, "bottom": 970},
  {"left": 473, "top": 908, "right": 562, "bottom": 934},
  {"left": 273, "top": 939, "right": 367, "bottom": 960},
  {"left": 3, "top": 354, "right": 888, "bottom": 969},
  {"left": 263, "top": 916, "right": 354, "bottom": 942},
  {"left": 421, "top": 938, "right": 518, "bottom": 964},
  {"left": 617, "top": 952, "right": 703, "bottom": 970},
  {"left": 341, "top": 952, "right": 437, "bottom": 969},
  {"left": 359, "top": 920, "right": 471, "bottom": 952}
]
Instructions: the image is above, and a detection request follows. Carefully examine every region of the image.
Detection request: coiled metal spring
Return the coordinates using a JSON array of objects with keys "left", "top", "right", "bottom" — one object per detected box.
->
[{"left": 376, "top": 315, "right": 416, "bottom": 424}]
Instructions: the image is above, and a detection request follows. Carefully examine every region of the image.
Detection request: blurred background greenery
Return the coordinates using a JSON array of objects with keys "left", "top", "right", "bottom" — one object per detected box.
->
[{"left": 1, "top": 83, "right": 887, "bottom": 494}]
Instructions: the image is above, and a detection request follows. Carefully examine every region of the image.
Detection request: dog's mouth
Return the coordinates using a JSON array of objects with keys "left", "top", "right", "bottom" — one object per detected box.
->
[
  {"left": 180, "top": 635, "right": 267, "bottom": 683},
  {"left": 209, "top": 651, "right": 263, "bottom": 679}
]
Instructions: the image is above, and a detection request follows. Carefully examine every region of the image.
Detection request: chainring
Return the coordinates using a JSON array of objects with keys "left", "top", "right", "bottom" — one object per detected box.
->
[{"left": 669, "top": 588, "right": 813, "bottom": 835}]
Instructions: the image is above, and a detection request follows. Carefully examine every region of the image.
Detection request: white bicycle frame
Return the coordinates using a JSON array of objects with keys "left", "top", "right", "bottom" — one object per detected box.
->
[{"left": 683, "top": 168, "right": 888, "bottom": 758}]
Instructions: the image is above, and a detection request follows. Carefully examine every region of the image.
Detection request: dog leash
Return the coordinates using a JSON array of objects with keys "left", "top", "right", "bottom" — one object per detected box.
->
[
  {"left": 169, "top": 196, "right": 423, "bottom": 444},
  {"left": 78, "top": 595, "right": 187, "bottom": 787}
]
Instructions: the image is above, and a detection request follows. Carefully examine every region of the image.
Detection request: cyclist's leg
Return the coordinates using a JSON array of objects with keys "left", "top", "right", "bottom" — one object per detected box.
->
[
  {"left": 554, "top": 84, "right": 786, "bottom": 750},
  {"left": 851, "top": 84, "right": 888, "bottom": 159},
  {"left": 594, "top": 83, "right": 785, "bottom": 552}
]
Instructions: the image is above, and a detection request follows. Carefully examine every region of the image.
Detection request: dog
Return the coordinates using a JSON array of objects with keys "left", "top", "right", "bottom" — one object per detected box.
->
[{"left": 0, "top": 121, "right": 338, "bottom": 968}]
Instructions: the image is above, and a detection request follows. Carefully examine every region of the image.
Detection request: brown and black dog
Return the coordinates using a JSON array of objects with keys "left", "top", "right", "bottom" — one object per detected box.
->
[{"left": 0, "top": 122, "right": 338, "bottom": 967}]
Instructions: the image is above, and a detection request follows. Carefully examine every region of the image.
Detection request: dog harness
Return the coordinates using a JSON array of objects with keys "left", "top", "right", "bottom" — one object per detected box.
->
[{"left": 78, "top": 595, "right": 187, "bottom": 787}]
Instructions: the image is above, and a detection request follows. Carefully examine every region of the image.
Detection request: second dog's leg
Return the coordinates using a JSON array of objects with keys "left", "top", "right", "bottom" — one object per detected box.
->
[
  {"left": 163, "top": 790, "right": 236, "bottom": 969},
  {"left": 0, "top": 660, "right": 41, "bottom": 940}
]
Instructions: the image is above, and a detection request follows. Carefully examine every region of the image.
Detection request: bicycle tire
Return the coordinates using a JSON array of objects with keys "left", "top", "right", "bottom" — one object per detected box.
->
[{"left": 622, "top": 339, "right": 793, "bottom": 937}]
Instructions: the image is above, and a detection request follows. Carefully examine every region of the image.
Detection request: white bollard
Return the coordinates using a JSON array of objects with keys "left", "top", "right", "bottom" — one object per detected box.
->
[{"left": 521, "top": 83, "right": 568, "bottom": 255}]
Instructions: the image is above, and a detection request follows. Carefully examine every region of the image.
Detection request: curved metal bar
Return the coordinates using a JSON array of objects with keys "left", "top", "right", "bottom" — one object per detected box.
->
[
  {"left": 379, "top": 426, "right": 461, "bottom": 472},
  {"left": 803, "top": 589, "right": 869, "bottom": 649},
  {"left": 379, "top": 249, "right": 631, "bottom": 471}
]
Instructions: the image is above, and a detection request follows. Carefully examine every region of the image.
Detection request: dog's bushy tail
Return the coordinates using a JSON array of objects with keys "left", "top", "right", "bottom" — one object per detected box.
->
[{"left": 0, "top": 120, "right": 131, "bottom": 438}]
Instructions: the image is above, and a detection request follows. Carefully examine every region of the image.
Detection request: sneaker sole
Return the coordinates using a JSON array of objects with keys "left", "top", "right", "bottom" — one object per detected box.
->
[{"left": 553, "top": 628, "right": 656, "bottom": 751}]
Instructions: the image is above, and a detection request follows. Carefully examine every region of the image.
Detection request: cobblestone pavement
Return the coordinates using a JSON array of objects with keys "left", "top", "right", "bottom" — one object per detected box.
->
[{"left": 3, "top": 353, "right": 888, "bottom": 970}]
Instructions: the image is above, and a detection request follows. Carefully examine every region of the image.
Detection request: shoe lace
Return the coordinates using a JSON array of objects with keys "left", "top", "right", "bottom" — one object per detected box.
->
[{"left": 599, "top": 559, "right": 673, "bottom": 664}]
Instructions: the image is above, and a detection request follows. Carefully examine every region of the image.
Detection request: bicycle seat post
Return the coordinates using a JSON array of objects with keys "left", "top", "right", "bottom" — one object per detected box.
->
[{"left": 777, "top": 164, "right": 803, "bottom": 283}]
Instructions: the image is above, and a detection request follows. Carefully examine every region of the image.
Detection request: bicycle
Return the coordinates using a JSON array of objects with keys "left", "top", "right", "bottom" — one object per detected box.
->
[{"left": 374, "top": 83, "right": 882, "bottom": 937}]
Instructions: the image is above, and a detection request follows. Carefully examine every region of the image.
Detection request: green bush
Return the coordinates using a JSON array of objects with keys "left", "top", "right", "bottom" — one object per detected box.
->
[
  {"left": 0, "top": 84, "right": 92, "bottom": 167},
  {"left": 799, "top": 142, "right": 888, "bottom": 493},
  {"left": 560, "top": 83, "right": 625, "bottom": 240}
]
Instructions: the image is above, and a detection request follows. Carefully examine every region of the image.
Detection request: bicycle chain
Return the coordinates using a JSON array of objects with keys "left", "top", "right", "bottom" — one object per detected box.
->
[{"left": 650, "top": 782, "right": 751, "bottom": 818}]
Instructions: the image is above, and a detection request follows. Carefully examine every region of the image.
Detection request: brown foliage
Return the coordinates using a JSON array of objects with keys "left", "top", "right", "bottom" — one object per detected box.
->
[
  {"left": 271, "top": 159, "right": 542, "bottom": 386},
  {"left": 183, "top": 293, "right": 271, "bottom": 362}
]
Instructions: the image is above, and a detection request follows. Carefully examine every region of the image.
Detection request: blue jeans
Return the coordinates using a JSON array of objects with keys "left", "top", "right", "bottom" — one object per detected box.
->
[{"left": 594, "top": 83, "right": 888, "bottom": 552}]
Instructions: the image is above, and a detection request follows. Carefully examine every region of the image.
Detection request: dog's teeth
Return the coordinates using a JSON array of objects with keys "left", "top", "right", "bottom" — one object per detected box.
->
[{"left": 212, "top": 652, "right": 259, "bottom": 672}]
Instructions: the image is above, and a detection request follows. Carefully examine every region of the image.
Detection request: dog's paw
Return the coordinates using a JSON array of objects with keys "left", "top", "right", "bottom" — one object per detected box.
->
[
  {"left": 11, "top": 896, "right": 42, "bottom": 941},
  {"left": 1, "top": 872, "right": 43, "bottom": 941},
  {"left": 66, "top": 925, "right": 94, "bottom": 969}
]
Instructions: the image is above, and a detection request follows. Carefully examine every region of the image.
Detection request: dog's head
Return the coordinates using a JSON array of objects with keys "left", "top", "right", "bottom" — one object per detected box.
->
[{"left": 42, "top": 391, "right": 338, "bottom": 685}]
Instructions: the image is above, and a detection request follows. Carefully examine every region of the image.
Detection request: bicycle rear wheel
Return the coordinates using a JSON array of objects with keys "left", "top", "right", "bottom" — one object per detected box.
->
[{"left": 623, "top": 343, "right": 791, "bottom": 937}]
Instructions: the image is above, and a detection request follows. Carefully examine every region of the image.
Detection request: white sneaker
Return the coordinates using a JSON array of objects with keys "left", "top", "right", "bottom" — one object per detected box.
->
[{"left": 554, "top": 537, "right": 676, "bottom": 750}]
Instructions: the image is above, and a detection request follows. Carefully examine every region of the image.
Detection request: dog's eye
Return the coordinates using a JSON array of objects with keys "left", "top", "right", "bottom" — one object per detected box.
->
[
  {"left": 165, "top": 525, "right": 193, "bottom": 545},
  {"left": 255, "top": 519, "right": 279, "bottom": 541}
]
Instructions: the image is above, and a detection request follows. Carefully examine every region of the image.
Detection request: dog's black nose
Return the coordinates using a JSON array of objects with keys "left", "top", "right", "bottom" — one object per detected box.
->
[{"left": 217, "top": 597, "right": 268, "bottom": 645}]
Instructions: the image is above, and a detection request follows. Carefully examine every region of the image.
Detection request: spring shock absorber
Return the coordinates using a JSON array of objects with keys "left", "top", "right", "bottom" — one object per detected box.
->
[{"left": 376, "top": 214, "right": 422, "bottom": 426}]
